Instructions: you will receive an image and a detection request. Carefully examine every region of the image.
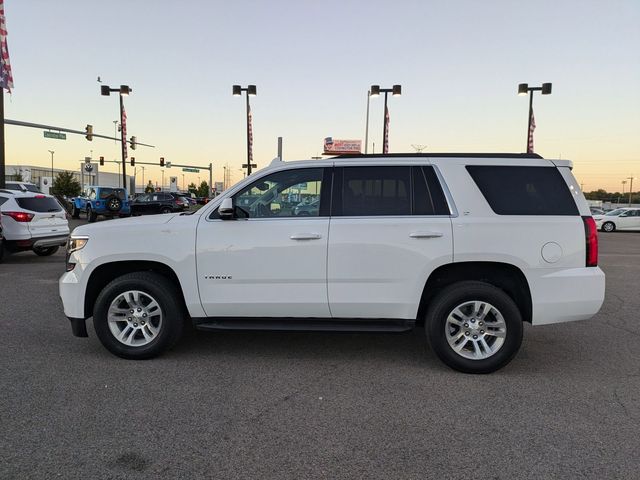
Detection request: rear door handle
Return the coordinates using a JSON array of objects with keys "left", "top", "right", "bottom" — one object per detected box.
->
[
  {"left": 290, "top": 233, "right": 322, "bottom": 240},
  {"left": 409, "top": 231, "right": 443, "bottom": 239}
]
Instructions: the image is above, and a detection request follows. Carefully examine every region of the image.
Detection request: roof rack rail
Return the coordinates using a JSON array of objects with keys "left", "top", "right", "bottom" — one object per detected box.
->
[{"left": 331, "top": 152, "right": 544, "bottom": 159}]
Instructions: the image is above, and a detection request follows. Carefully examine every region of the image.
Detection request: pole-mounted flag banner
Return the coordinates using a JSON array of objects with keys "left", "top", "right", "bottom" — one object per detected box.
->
[
  {"left": 121, "top": 104, "right": 128, "bottom": 159},
  {"left": 247, "top": 104, "right": 253, "bottom": 163},
  {"left": 527, "top": 109, "right": 536, "bottom": 154},
  {"left": 0, "top": 0, "right": 14, "bottom": 92},
  {"left": 383, "top": 104, "right": 390, "bottom": 154}
]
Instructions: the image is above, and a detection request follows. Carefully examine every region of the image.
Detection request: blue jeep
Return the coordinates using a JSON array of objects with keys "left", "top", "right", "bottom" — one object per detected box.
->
[{"left": 71, "top": 186, "right": 131, "bottom": 223}]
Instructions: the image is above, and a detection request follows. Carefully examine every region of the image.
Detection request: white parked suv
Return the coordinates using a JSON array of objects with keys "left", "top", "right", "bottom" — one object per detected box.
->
[
  {"left": 59, "top": 154, "right": 605, "bottom": 373},
  {"left": 0, "top": 189, "right": 70, "bottom": 257}
]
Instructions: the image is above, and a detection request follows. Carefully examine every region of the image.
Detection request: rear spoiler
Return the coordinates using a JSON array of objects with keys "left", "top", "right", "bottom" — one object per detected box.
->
[{"left": 551, "top": 159, "right": 573, "bottom": 169}]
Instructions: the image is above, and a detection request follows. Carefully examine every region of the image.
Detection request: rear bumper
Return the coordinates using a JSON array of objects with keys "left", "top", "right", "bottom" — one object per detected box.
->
[
  {"left": 33, "top": 235, "right": 68, "bottom": 249},
  {"left": 529, "top": 267, "right": 605, "bottom": 325}
]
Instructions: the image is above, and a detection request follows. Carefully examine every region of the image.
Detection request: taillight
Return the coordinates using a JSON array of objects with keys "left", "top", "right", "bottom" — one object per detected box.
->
[
  {"left": 582, "top": 216, "right": 598, "bottom": 267},
  {"left": 3, "top": 211, "right": 34, "bottom": 222}
]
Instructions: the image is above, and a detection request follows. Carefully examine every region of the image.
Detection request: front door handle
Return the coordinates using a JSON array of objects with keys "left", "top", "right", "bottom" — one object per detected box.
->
[
  {"left": 409, "top": 231, "right": 443, "bottom": 239},
  {"left": 290, "top": 233, "right": 322, "bottom": 240}
]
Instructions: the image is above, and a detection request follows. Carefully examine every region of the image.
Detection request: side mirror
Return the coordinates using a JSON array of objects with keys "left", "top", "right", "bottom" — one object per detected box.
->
[{"left": 219, "top": 197, "right": 235, "bottom": 220}]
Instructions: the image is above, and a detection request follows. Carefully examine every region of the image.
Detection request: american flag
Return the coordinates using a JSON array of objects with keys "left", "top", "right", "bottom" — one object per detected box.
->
[
  {"left": 383, "top": 104, "right": 390, "bottom": 154},
  {"left": 121, "top": 103, "right": 128, "bottom": 159},
  {"left": 527, "top": 109, "right": 536, "bottom": 154},
  {"left": 0, "top": 0, "right": 14, "bottom": 92},
  {"left": 247, "top": 103, "right": 253, "bottom": 162}
]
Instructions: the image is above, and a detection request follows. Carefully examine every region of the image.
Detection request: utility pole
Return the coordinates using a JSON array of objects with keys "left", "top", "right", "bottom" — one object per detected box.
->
[
  {"left": 48, "top": 150, "right": 55, "bottom": 183},
  {"left": 628, "top": 177, "right": 635, "bottom": 206}
]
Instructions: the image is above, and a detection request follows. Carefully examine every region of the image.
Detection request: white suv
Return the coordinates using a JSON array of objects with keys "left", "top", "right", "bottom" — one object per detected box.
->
[
  {"left": 59, "top": 154, "right": 605, "bottom": 373},
  {"left": 0, "top": 190, "right": 70, "bottom": 257}
]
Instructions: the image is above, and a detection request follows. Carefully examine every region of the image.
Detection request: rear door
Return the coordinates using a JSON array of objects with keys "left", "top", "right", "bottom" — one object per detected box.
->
[{"left": 327, "top": 164, "right": 454, "bottom": 319}]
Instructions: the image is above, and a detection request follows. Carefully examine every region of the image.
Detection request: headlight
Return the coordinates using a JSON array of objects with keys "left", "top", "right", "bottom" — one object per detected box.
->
[{"left": 67, "top": 235, "right": 89, "bottom": 254}]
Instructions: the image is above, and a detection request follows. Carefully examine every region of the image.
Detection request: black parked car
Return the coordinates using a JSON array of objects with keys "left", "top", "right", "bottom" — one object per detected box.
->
[{"left": 130, "top": 192, "right": 185, "bottom": 216}]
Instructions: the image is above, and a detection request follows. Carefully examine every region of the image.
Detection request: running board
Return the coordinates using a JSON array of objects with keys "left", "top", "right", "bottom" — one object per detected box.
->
[{"left": 193, "top": 317, "right": 415, "bottom": 333}]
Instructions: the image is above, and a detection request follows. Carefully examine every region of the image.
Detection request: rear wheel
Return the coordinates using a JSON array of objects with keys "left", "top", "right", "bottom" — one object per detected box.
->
[
  {"left": 34, "top": 246, "right": 59, "bottom": 256},
  {"left": 426, "top": 281, "right": 523, "bottom": 374},
  {"left": 0, "top": 239, "right": 4, "bottom": 263},
  {"left": 160, "top": 207, "right": 172, "bottom": 214},
  {"left": 93, "top": 271, "right": 184, "bottom": 359},
  {"left": 71, "top": 205, "right": 80, "bottom": 219},
  {"left": 602, "top": 221, "right": 615, "bottom": 232}
]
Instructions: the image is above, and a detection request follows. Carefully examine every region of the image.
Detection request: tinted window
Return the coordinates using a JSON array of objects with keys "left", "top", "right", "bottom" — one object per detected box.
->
[
  {"left": 0, "top": 197, "right": 7, "bottom": 206},
  {"left": 99, "top": 188, "right": 126, "bottom": 200},
  {"left": 466, "top": 166, "right": 578, "bottom": 216},
  {"left": 229, "top": 168, "right": 325, "bottom": 219},
  {"left": 412, "top": 166, "right": 450, "bottom": 215},
  {"left": 16, "top": 197, "right": 62, "bottom": 212},
  {"left": 340, "top": 166, "right": 411, "bottom": 216}
]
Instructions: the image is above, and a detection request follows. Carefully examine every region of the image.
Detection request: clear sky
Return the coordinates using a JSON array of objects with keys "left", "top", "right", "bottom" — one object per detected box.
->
[{"left": 4, "top": 0, "right": 639, "bottom": 191}]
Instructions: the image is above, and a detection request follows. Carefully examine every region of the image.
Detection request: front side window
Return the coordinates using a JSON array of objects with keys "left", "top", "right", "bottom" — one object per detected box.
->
[{"left": 230, "top": 168, "right": 324, "bottom": 219}]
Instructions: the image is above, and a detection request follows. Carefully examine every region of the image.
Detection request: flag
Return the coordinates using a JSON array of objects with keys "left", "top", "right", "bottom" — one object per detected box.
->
[
  {"left": 247, "top": 104, "right": 253, "bottom": 163},
  {"left": 383, "top": 104, "right": 390, "bottom": 154},
  {"left": 121, "top": 103, "right": 128, "bottom": 159},
  {"left": 527, "top": 109, "right": 536, "bottom": 153},
  {"left": 0, "top": 0, "right": 14, "bottom": 92}
]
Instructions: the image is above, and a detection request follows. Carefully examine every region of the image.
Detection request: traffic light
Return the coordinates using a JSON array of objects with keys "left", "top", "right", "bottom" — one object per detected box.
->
[
  {"left": 99, "top": 156, "right": 104, "bottom": 166},
  {"left": 160, "top": 157, "right": 165, "bottom": 167},
  {"left": 85, "top": 124, "right": 93, "bottom": 141},
  {"left": 130, "top": 136, "right": 137, "bottom": 150},
  {"left": 130, "top": 157, "right": 135, "bottom": 167}
]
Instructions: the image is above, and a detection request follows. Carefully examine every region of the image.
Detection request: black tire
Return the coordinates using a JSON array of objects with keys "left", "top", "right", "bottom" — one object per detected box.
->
[
  {"left": 425, "top": 281, "right": 523, "bottom": 374},
  {"left": 0, "top": 240, "right": 4, "bottom": 263},
  {"left": 602, "top": 221, "right": 615, "bottom": 233},
  {"left": 34, "top": 246, "right": 59, "bottom": 256},
  {"left": 93, "top": 271, "right": 184, "bottom": 359},
  {"left": 160, "top": 207, "right": 172, "bottom": 214},
  {"left": 71, "top": 206, "right": 80, "bottom": 219},
  {"left": 105, "top": 195, "right": 122, "bottom": 212},
  {"left": 87, "top": 206, "right": 97, "bottom": 223}
]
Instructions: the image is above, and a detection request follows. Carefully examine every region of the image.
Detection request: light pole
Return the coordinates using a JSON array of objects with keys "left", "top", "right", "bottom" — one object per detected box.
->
[
  {"left": 364, "top": 89, "right": 377, "bottom": 154},
  {"left": 101, "top": 84, "right": 132, "bottom": 191},
  {"left": 628, "top": 177, "right": 634, "bottom": 206},
  {"left": 370, "top": 85, "right": 401, "bottom": 154},
  {"left": 140, "top": 166, "right": 145, "bottom": 190},
  {"left": 48, "top": 150, "right": 54, "bottom": 183},
  {"left": 232, "top": 85, "right": 257, "bottom": 176},
  {"left": 518, "top": 83, "right": 552, "bottom": 153}
]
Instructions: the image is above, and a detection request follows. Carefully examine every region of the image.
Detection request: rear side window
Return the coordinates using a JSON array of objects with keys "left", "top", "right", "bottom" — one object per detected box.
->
[
  {"left": 413, "top": 166, "right": 450, "bottom": 215},
  {"left": 16, "top": 197, "right": 62, "bottom": 212},
  {"left": 466, "top": 166, "right": 579, "bottom": 216},
  {"left": 99, "top": 188, "right": 126, "bottom": 200},
  {"left": 340, "top": 166, "right": 411, "bottom": 216}
]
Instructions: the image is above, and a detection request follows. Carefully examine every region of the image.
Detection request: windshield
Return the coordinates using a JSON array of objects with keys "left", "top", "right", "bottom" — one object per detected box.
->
[{"left": 605, "top": 209, "right": 627, "bottom": 216}]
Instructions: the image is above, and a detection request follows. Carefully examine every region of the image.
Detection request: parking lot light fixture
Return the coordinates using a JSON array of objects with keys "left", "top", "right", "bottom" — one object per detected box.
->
[
  {"left": 101, "top": 83, "right": 133, "bottom": 190},
  {"left": 232, "top": 84, "right": 257, "bottom": 176},
  {"left": 518, "top": 82, "right": 552, "bottom": 153},
  {"left": 371, "top": 84, "right": 402, "bottom": 154}
]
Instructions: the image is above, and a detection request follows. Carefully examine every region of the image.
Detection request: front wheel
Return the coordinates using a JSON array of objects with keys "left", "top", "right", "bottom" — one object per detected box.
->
[
  {"left": 160, "top": 207, "right": 172, "bottom": 214},
  {"left": 72, "top": 206, "right": 80, "bottom": 219},
  {"left": 87, "top": 206, "right": 97, "bottom": 223},
  {"left": 425, "top": 281, "right": 523, "bottom": 374},
  {"left": 93, "top": 271, "right": 184, "bottom": 359},
  {"left": 34, "top": 246, "right": 59, "bottom": 256},
  {"left": 602, "top": 221, "right": 615, "bottom": 232}
]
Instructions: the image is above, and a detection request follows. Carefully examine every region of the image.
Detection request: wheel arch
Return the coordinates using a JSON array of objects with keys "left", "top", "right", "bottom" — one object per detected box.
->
[
  {"left": 417, "top": 262, "right": 532, "bottom": 325},
  {"left": 84, "top": 260, "right": 188, "bottom": 319}
]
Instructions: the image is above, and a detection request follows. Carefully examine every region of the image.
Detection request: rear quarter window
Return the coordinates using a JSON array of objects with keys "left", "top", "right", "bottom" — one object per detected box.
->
[
  {"left": 466, "top": 165, "right": 579, "bottom": 216},
  {"left": 16, "top": 197, "right": 62, "bottom": 212}
]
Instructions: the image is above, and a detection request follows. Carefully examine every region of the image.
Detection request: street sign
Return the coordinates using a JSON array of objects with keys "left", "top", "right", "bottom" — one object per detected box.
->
[
  {"left": 242, "top": 163, "right": 257, "bottom": 168},
  {"left": 44, "top": 131, "right": 66, "bottom": 140},
  {"left": 182, "top": 167, "right": 199, "bottom": 173},
  {"left": 166, "top": 161, "right": 172, "bottom": 168}
]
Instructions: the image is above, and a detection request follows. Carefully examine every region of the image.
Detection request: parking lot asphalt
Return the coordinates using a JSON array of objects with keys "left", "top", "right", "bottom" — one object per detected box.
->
[{"left": 1, "top": 224, "right": 639, "bottom": 479}]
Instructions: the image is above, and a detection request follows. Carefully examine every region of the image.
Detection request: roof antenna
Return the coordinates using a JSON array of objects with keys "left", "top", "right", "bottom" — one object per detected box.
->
[{"left": 411, "top": 144, "right": 427, "bottom": 153}]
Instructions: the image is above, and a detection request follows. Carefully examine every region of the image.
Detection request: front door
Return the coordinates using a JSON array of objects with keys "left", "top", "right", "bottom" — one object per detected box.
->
[{"left": 196, "top": 166, "right": 331, "bottom": 318}]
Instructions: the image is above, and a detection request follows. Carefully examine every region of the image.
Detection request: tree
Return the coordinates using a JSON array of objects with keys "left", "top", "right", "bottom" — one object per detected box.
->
[
  {"left": 196, "top": 181, "right": 210, "bottom": 198},
  {"left": 144, "top": 181, "right": 155, "bottom": 193},
  {"left": 187, "top": 182, "right": 198, "bottom": 195},
  {"left": 51, "top": 171, "right": 81, "bottom": 197}
]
